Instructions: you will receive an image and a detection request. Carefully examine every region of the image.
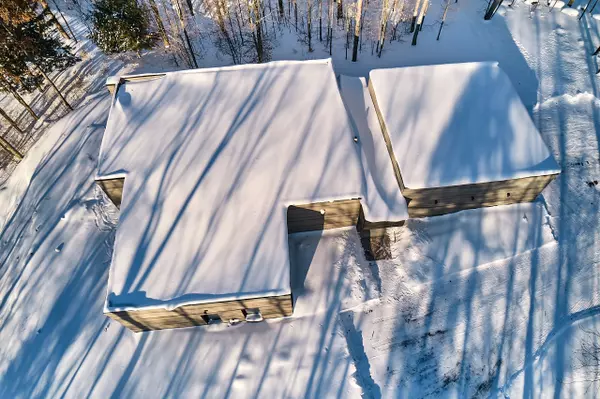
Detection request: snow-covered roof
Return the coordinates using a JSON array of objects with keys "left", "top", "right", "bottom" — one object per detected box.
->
[
  {"left": 339, "top": 75, "right": 408, "bottom": 222},
  {"left": 369, "top": 62, "right": 561, "bottom": 190},
  {"left": 97, "top": 59, "right": 407, "bottom": 311}
]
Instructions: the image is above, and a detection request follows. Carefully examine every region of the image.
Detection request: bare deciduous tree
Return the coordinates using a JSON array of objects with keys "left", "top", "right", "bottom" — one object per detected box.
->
[
  {"left": 437, "top": 0, "right": 450, "bottom": 40},
  {"left": 148, "top": 0, "right": 171, "bottom": 48},
  {"left": 0, "top": 108, "right": 25, "bottom": 135},
  {"left": 37, "top": 0, "right": 71, "bottom": 40},
  {"left": 411, "top": 0, "right": 426, "bottom": 45},
  {"left": 352, "top": 0, "right": 362, "bottom": 61},
  {"left": 0, "top": 126, "right": 23, "bottom": 160}
]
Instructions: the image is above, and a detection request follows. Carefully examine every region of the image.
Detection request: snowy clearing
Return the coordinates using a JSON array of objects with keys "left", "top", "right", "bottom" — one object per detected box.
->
[{"left": 1, "top": 0, "right": 600, "bottom": 396}]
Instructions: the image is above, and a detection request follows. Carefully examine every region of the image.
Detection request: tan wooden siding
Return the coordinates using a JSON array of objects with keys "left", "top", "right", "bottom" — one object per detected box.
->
[
  {"left": 367, "top": 78, "right": 558, "bottom": 218},
  {"left": 96, "top": 178, "right": 124, "bottom": 209},
  {"left": 106, "top": 294, "right": 293, "bottom": 332},
  {"left": 287, "top": 199, "right": 362, "bottom": 233},
  {"left": 403, "top": 173, "right": 558, "bottom": 217}
]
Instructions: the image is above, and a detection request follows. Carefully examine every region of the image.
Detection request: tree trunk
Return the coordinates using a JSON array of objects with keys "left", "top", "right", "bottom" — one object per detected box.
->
[
  {"left": 225, "top": 2, "right": 241, "bottom": 52},
  {"left": 261, "top": 0, "right": 268, "bottom": 36},
  {"left": 419, "top": 0, "right": 428, "bottom": 30},
  {"left": 319, "top": 0, "right": 323, "bottom": 41},
  {"left": 410, "top": 0, "right": 422, "bottom": 32},
  {"left": 278, "top": 0, "right": 285, "bottom": 18},
  {"left": 269, "top": 0, "right": 277, "bottom": 38},
  {"left": 352, "top": 0, "right": 362, "bottom": 61},
  {"left": 0, "top": 132, "right": 23, "bottom": 160},
  {"left": 345, "top": 9, "right": 350, "bottom": 59},
  {"left": 235, "top": 0, "right": 245, "bottom": 45},
  {"left": 437, "top": 0, "right": 450, "bottom": 40},
  {"left": 161, "top": 0, "right": 177, "bottom": 34},
  {"left": 161, "top": 0, "right": 189, "bottom": 66},
  {"left": 337, "top": 0, "right": 343, "bottom": 19},
  {"left": 1, "top": 79, "right": 40, "bottom": 121},
  {"left": 294, "top": 0, "right": 298, "bottom": 30},
  {"left": 11, "top": 92, "right": 39, "bottom": 120},
  {"left": 484, "top": 0, "right": 503, "bottom": 19},
  {"left": 328, "top": 0, "right": 333, "bottom": 54},
  {"left": 377, "top": 0, "right": 389, "bottom": 57},
  {"left": 149, "top": 0, "right": 170, "bottom": 47},
  {"left": 182, "top": 29, "right": 198, "bottom": 67},
  {"left": 186, "top": 0, "right": 195, "bottom": 15},
  {"left": 411, "top": 0, "right": 426, "bottom": 45},
  {"left": 36, "top": 65, "right": 73, "bottom": 110},
  {"left": 308, "top": 0, "right": 313, "bottom": 51},
  {"left": 580, "top": 0, "right": 593, "bottom": 18},
  {"left": 389, "top": 0, "right": 401, "bottom": 40},
  {"left": 359, "top": 6, "right": 364, "bottom": 51},
  {"left": 359, "top": 0, "right": 366, "bottom": 52},
  {"left": 49, "top": 0, "right": 77, "bottom": 42},
  {"left": 38, "top": 0, "right": 71, "bottom": 40},
  {"left": 174, "top": 0, "right": 198, "bottom": 67},
  {"left": 216, "top": 0, "right": 239, "bottom": 63},
  {"left": 327, "top": 0, "right": 331, "bottom": 42},
  {"left": 0, "top": 108, "right": 25, "bottom": 135},
  {"left": 252, "top": 0, "right": 265, "bottom": 62}
]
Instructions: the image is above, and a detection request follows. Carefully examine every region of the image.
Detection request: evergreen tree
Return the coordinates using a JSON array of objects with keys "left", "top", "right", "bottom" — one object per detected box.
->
[
  {"left": 0, "top": 0, "right": 78, "bottom": 114},
  {"left": 0, "top": 0, "right": 35, "bottom": 25},
  {"left": 90, "top": 0, "right": 155, "bottom": 54}
]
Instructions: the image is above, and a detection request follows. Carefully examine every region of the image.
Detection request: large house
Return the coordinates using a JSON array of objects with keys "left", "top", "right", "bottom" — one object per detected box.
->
[{"left": 97, "top": 59, "right": 558, "bottom": 332}]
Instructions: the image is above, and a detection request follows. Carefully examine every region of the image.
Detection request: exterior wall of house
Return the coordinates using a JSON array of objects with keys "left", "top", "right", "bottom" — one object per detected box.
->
[
  {"left": 402, "top": 173, "right": 559, "bottom": 217},
  {"left": 106, "top": 294, "right": 293, "bottom": 332},
  {"left": 96, "top": 178, "right": 124, "bottom": 209}
]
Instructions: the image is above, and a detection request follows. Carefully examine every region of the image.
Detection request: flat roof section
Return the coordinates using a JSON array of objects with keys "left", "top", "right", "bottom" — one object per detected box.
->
[
  {"left": 98, "top": 59, "right": 407, "bottom": 313},
  {"left": 368, "top": 62, "right": 560, "bottom": 190}
]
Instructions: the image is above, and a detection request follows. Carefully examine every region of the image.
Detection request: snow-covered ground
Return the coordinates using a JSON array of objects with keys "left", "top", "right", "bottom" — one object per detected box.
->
[{"left": 1, "top": 0, "right": 600, "bottom": 397}]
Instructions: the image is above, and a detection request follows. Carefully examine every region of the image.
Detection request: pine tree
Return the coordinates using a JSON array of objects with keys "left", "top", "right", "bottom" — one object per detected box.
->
[
  {"left": 90, "top": 0, "right": 155, "bottom": 54},
  {"left": 0, "top": 0, "right": 78, "bottom": 113}
]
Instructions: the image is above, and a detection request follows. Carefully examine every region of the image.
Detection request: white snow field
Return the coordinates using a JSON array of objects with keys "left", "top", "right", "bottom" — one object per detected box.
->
[{"left": 1, "top": 0, "right": 600, "bottom": 397}]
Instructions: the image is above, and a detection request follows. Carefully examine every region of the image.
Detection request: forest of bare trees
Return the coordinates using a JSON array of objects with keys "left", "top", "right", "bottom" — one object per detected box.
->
[{"left": 138, "top": 0, "right": 458, "bottom": 66}]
